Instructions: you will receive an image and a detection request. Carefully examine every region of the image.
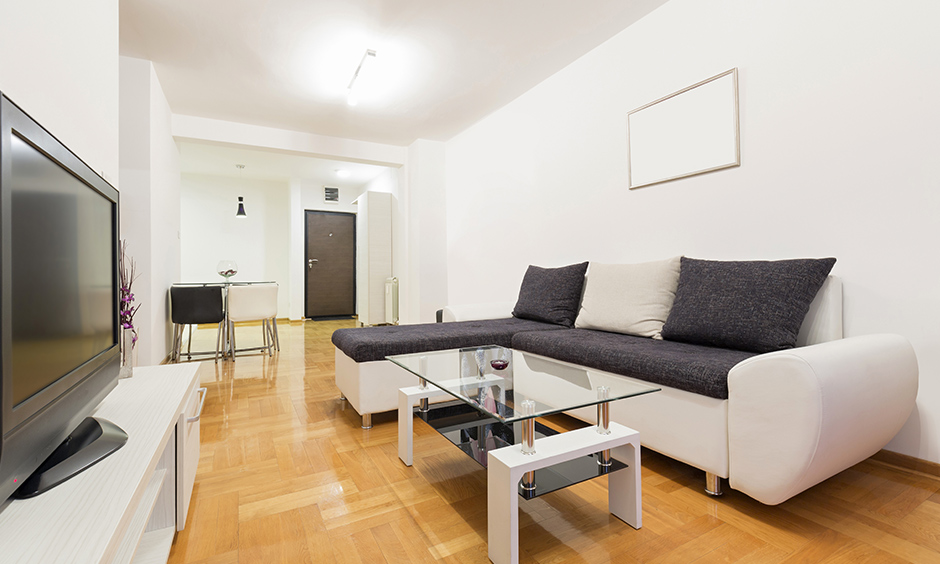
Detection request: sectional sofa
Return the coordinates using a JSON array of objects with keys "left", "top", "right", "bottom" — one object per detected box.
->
[{"left": 332, "top": 257, "right": 918, "bottom": 505}]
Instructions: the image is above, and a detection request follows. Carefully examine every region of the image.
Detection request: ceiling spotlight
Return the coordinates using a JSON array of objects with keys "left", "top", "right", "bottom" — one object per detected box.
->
[
  {"left": 347, "top": 49, "right": 376, "bottom": 107},
  {"left": 335, "top": 169, "right": 350, "bottom": 178}
]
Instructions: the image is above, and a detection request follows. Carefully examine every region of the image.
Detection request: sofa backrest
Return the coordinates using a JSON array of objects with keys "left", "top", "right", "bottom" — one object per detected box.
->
[{"left": 796, "top": 275, "right": 843, "bottom": 347}]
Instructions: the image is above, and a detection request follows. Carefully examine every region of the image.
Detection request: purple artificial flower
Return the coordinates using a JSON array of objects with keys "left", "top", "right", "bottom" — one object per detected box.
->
[{"left": 118, "top": 240, "right": 142, "bottom": 348}]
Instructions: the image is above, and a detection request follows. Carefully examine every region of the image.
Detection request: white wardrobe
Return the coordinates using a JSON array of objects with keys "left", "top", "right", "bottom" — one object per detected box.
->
[{"left": 355, "top": 191, "right": 393, "bottom": 326}]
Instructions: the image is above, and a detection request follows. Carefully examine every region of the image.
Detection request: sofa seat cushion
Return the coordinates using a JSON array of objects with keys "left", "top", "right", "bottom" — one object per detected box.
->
[
  {"left": 511, "top": 329, "right": 757, "bottom": 400},
  {"left": 332, "top": 318, "right": 564, "bottom": 363}
]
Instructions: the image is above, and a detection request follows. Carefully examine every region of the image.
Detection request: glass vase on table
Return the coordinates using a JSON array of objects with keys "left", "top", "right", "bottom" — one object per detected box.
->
[
  {"left": 217, "top": 260, "right": 238, "bottom": 281},
  {"left": 119, "top": 327, "right": 137, "bottom": 379}
]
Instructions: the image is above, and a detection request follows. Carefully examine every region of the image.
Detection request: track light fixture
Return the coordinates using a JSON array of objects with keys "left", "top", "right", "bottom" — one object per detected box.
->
[{"left": 347, "top": 49, "right": 376, "bottom": 107}]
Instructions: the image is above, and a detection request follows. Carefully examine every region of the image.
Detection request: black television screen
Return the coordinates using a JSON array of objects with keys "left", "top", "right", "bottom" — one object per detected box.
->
[
  {"left": 10, "top": 134, "right": 115, "bottom": 406},
  {"left": 0, "top": 92, "right": 121, "bottom": 504}
]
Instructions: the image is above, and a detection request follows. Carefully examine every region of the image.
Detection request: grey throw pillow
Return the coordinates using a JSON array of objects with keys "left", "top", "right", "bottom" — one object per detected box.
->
[
  {"left": 661, "top": 257, "right": 837, "bottom": 353},
  {"left": 512, "top": 262, "right": 589, "bottom": 327}
]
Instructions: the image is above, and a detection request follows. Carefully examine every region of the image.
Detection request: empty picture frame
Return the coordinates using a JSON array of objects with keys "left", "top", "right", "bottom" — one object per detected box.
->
[{"left": 628, "top": 68, "right": 740, "bottom": 189}]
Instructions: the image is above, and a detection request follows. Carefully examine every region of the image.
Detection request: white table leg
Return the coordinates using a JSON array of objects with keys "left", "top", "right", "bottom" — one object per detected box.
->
[
  {"left": 487, "top": 453, "right": 519, "bottom": 564},
  {"left": 609, "top": 441, "right": 641, "bottom": 528},
  {"left": 398, "top": 387, "right": 417, "bottom": 466},
  {"left": 397, "top": 384, "right": 447, "bottom": 466},
  {"left": 487, "top": 422, "right": 641, "bottom": 564}
]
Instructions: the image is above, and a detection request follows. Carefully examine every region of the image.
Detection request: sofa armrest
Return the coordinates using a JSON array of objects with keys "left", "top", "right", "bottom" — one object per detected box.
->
[
  {"left": 441, "top": 302, "right": 516, "bottom": 322},
  {"left": 727, "top": 333, "right": 918, "bottom": 505}
]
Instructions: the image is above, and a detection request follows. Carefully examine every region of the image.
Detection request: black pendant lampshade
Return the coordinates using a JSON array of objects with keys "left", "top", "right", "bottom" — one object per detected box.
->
[{"left": 236, "top": 196, "right": 247, "bottom": 218}]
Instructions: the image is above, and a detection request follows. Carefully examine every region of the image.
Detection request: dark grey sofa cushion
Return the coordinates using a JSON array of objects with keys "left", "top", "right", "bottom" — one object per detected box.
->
[
  {"left": 512, "top": 329, "right": 757, "bottom": 400},
  {"left": 332, "top": 318, "right": 564, "bottom": 363},
  {"left": 512, "top": 262, "right": 589, "bottom": 327},
  {"left": 661, "top": 257, "right": 836, "bottom": 354}
]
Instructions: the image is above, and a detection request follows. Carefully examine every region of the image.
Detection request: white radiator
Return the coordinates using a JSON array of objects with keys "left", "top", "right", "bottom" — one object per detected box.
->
[{"left": 385, "top": 277, "right": 399, "bottom": 324}]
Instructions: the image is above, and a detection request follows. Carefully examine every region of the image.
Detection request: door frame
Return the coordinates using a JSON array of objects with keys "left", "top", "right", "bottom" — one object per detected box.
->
[{"left": 304, "top": 209, "right": 357, "bottom": 319}]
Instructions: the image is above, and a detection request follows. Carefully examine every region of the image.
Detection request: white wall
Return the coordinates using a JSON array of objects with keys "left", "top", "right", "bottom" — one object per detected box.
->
[
  {"left": 0, "top": 0, "right": 118, "bottom": 182},
  {"left": 181, "top": 174, "right": 290, "bottom": 316},
  {"left": 148, "top": 66, "right": 182, "bottom": 363},
  {"left": 445, "top": 0, "right": 940, "bottom": 462},
  {"left": 119, "top": 57, "right": 181, "bottom": 366},
  {"left": 405, "top": 140, "right": 448, "bottom": 323},
  {"left": 118, "top": 58, "right": 154, "bottom": 364}
]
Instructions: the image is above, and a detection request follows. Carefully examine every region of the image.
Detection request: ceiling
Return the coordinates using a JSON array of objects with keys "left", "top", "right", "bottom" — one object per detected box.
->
[{"left": 120, "top": 0, "right": 669, "bottom": 147}]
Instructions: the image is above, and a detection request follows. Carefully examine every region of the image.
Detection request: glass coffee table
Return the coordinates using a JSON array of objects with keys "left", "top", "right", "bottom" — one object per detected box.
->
[{"left": 388, "top": 345, "right": 659, "bottom": 564}]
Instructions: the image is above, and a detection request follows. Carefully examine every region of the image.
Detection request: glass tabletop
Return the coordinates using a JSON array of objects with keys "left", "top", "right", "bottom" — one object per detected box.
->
[
  {"left": 387, "top": 345, "right": 659, "bottom": 424},
  {"left": 172, "top": 281, "right": 276, "bottom": 287}
]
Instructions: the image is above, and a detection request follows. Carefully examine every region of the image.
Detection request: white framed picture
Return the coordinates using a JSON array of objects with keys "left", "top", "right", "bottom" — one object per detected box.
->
[{"left": 628, "top": 68, "right": 740, "bottom": 189}]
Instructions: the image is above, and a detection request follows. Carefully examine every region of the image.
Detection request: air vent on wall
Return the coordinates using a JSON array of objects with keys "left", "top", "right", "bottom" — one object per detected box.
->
[{"left": 324, "top": 186, "right": 340, "bottom": 203}]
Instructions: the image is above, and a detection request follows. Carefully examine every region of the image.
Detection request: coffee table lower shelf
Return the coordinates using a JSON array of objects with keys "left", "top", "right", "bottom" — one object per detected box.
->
[{"left": 415, "top": 400, "right": 629, "bottom": 500}]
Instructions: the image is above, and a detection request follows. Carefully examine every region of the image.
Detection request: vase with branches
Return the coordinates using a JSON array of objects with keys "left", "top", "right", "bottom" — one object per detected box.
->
[{"left": 119, "top": 240, "right": 141, "bottom": 378}]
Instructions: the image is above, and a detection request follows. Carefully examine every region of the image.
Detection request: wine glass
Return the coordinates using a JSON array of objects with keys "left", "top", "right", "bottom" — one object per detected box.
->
[
  {"left": 217, "top": 260, "right": 238, "bottom": 281},
  {"left": 474, "top": 348, "right": 487, "bottom": 379}
]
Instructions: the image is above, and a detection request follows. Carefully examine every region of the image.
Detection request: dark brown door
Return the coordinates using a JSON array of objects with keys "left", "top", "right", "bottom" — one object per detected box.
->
[{"left": 305, "top": 211, "right": 356, "bottom": 318}]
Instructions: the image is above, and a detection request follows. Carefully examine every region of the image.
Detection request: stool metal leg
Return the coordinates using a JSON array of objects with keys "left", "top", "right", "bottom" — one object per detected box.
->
[
  {"left": 268, "top": 317, "right": 280, "bottom": 351},
  {"left": 171, "top": 324, "right": 180, "bottom": 362},
  {"left": 175, "top": 324, "right": 184, "bottom": 362},
  {"left": 266, "top": 320, "right": 273, "bottom": 356},
  {"left": 229, "top": 319, "right": 236, "bottom": 361},
  {"left": 214, "top": 320, "right": 223, "bottom": 363},
  {"left": 262, "top": 319, "right": 269, "bottom": 353},
  {"left": 265, "top": 318, "right": 274, "bottom": 351}
]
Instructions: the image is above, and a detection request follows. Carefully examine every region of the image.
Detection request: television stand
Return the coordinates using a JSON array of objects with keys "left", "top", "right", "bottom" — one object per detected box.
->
[
  {"left": 14, "top": 416, "right": 128, "bottom": 499},
  {"left": 0, "top": 363, "right": 202, "bottom": 564}
]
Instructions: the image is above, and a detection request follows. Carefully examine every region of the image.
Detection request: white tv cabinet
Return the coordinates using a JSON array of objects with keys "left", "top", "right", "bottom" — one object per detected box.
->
[{"left": 0, "top": 363, "right": 203, "bottom": 564}]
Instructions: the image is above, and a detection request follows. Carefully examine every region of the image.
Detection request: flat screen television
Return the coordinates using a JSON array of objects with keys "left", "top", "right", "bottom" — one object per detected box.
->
[{"left": 0, "top": 92, "right": 123, "bottom": 503}]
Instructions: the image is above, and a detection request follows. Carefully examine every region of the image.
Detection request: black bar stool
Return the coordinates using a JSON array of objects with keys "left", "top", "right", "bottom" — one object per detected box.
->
[{"left": 170, "top": 285, "right": 225, "bottom": 362}]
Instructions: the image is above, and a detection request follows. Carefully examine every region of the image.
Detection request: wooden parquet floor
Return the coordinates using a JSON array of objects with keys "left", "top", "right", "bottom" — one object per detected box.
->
[{"left": 167, "top": 319, "right": 940, "bottom": 563}]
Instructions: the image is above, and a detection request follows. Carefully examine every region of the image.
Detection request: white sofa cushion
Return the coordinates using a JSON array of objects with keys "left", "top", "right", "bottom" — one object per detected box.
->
[{"left": 575, "top": 257, "right": 681, "bottom": 339}]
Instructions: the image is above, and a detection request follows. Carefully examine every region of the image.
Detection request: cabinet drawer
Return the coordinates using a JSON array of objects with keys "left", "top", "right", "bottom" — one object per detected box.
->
[{"left": 176, "top": 385, "right": 205, "bottom": 530}]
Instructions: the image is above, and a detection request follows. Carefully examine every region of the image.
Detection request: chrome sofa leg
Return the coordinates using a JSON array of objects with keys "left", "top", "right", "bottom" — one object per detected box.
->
[
  {"left": 705, "top": 472, "right": 723, "bottom": 496},
  {"left": 361, "top": 413, "right": 373, "bottom": 430}
]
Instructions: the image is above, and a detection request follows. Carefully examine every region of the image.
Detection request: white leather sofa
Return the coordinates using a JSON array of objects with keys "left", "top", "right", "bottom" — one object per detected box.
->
[{"left": 335, "top": 276, "right": 918, "bottom": 505}]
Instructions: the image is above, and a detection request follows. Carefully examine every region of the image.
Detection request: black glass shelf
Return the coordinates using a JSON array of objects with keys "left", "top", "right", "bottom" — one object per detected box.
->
[{"left": 415, "top": 401, "right": 627, "bottom": 500}]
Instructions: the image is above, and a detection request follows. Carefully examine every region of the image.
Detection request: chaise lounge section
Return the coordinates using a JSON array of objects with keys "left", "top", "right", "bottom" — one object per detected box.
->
[{"left": 333, "top": 317, "right": 564, "bottom": 428}]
